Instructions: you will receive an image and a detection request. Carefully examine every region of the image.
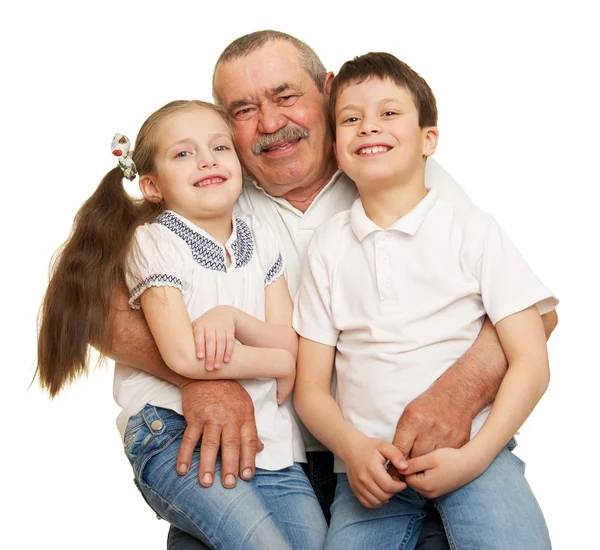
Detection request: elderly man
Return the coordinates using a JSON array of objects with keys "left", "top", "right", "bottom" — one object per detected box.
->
[{"left": 109, "top": 30, "right": 558, "bottom": 549}]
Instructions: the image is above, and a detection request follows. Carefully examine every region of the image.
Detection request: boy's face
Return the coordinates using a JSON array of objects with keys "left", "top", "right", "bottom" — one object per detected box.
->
[{"left": 334, "top": 77, "right": 437, "bottom": 186}]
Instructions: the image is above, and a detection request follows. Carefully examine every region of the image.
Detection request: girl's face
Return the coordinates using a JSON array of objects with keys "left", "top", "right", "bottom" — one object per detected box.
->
[{"left": 144, "top": 107, "right": 243, "bottom": 224}]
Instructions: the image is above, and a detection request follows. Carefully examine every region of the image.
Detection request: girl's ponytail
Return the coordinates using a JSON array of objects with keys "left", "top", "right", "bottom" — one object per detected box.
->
[{"left": 36, "top": 167, "right": 158, "bottom": 396}]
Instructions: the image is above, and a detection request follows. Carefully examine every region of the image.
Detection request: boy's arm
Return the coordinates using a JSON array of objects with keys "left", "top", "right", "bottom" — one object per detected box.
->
[
  {"left": 392, "top": 310, "right": 558, "bottom": 459},
  {"left": 101, "top": 283, "right": 263, "bottom": 487}
]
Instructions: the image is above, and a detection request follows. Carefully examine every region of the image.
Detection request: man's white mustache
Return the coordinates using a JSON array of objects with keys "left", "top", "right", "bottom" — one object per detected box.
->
[{"left": 252, "top": 126, "right": 309, "bottom": 155}]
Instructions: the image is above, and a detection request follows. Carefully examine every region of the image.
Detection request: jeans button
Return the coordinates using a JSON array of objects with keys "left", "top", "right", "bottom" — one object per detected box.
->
[{"left": 151, "top": 419, "right": 163, "bottom": 431}]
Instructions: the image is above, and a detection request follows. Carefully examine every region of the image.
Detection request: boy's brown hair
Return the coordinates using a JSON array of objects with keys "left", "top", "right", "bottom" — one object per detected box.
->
[{"left": 329, "top": 52, "right": 438, "bottom": 136}]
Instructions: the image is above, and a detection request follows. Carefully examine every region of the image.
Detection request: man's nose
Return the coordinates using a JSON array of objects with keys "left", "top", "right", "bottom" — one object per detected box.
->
[{"left": 257, "top": 102, "right": 287, "bottom": 134}]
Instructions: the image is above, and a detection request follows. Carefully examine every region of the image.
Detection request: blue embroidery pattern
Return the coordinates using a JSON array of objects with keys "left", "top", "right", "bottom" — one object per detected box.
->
[
  {"left": 265, "top": 253, "right": 283, "bottom": 286},
  {"left": 156, "top": 212, "right": 254, "bottom": 271},
  {"left": 232, "top": 217, "right": 254, "bottom": 268},
  {"left": 129, "top": 273, "right": 183, "bottom": 308}
]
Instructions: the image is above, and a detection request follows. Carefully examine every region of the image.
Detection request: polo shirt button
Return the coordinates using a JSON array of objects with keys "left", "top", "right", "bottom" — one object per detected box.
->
[
  {"left": 381, "top": 256, "right": 389, "bottom": 263},
  {"left": 151, "top": 419, "right": 163, "bottom": 431},
  {"left": 385, "top": 279, "right": 392, "bottom": 288}
]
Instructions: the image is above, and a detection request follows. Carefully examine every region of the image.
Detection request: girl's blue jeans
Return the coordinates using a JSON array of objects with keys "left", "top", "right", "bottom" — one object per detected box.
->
[
  {"left": 124, "top": 405, "right": 327, "bottom": 550},
  {"left": 325, "top": 444, "right": 551, "bottom": 550}
]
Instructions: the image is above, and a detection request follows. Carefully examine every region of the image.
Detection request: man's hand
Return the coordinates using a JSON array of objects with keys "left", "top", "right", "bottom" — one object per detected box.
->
[
  {"left": 392, "top": 389, "right": 472, "bottom": 460},
  {"left": 176, "top": 379, "right": 263, "bottom": 489}
]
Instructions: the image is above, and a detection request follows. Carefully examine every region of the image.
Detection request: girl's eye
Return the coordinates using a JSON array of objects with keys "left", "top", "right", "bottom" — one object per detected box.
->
[
  {"left": 214, "top": 145, "right": 229, "bottom": 152},
  {"left": 176, "top": 151, "right": 191, "bottom": 158}
]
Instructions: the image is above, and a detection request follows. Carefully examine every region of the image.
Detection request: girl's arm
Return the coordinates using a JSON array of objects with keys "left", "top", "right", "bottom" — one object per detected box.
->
[
  {"left": 294, "top": 337, "right": 407, "bottom": 508},
  {"left": 195, "top": 276, "right": 298, "bottom": 364},
  {"left": 140, "top": 286, "right": 294, "bottom": 382},
  {"left": 403, "top": 305, "right": 549, "bottom": 497}
]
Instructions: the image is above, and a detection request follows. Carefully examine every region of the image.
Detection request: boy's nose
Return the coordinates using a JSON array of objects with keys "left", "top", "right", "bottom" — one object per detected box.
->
[{"left": 359, "top": 122, "right": 382, "bottom": 136}]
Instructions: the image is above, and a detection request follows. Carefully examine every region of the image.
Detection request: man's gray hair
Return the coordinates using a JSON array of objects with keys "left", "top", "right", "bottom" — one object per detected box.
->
[{"left": 212, "top": 30, "right": 328, "bottom": 104}]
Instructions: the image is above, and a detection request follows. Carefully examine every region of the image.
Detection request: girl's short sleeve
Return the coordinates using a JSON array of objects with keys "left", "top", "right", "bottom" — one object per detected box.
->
[
  {"left": 125, "top": 223, "right": 189, "bottom": 309},
  {"left": 242, "top": 212, "right": 285, "bottom": 287}
]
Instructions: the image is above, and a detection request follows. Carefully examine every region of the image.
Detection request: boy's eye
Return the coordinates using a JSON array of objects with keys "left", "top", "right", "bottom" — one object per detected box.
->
[
  {"left": 342, "top": 116, "right": 359, "bottom": 123},
  {"left": 383, "top": 111, "right": 398, "bottom": 117}
]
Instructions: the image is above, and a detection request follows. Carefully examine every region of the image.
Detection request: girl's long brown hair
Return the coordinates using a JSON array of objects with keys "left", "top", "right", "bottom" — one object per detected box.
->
[{"left": 36, "top": 99, "right": 232, "bottom": 397}]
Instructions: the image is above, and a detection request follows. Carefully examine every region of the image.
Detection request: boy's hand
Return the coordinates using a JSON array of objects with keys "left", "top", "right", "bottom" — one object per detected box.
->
[
  {"left": 403, "top": 447, "right": 487, "bottom": 498},
  {"left": 192, "top": 306, "right": 236, "bottom": 370},
  {"left": 342, "top": 434, "right": 408, "bottom": 508}
]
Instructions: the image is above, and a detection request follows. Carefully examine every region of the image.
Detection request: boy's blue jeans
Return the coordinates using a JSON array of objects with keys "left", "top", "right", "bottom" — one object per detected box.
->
[
  {"left": 325, "top": 444, "right": 551, "bottom": 550},
  {"left": 125, "top": 405, "right": 327, "bottom": 550}
]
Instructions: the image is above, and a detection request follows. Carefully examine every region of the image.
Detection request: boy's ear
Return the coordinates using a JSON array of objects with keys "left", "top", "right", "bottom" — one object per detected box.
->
[
  {"left": 139, "top": 175, "right": 163, "bottom": 203},
  {"left": 422, "top": 126, "right": 439, "bottom": 158},
  {"left": 324, "top": 72, "right": 335, "bottom": 96}
]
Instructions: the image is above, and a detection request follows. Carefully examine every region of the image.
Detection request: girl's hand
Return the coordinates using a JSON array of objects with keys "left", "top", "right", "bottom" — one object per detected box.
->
[
  {"left": 341, "top": 434, "right": 408, "bottom": 508},
  {"left": 276, "top": 368, "right": 296, "bottom": 404},
  {"left": 192, "top": 306, "right": 236, "bottom": 371},
  {"left": 403, "top": 447, "right": 489, "bottom": 498}
]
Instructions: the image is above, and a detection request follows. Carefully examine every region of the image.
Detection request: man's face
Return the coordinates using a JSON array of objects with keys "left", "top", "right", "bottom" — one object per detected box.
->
[{"left": 214, "top": 41, "right": 334, "bottom": 197}]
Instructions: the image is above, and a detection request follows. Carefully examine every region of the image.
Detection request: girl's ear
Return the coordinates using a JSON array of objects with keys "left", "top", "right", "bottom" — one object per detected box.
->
[{"left": 139, "top": 175, "right": 163, "bottom": 203}]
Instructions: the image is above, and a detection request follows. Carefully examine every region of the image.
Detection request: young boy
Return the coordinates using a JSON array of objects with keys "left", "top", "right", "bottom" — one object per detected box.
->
[{"left": 292, "top": 52, "right": 557, "bottom": 549}]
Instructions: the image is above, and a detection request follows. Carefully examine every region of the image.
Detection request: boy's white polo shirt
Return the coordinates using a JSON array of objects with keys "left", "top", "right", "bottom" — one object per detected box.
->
[
  {"left": 236, "top": 158, "right": 471, "bottom": 452},
  {"left": 293, "top": 189, "right": 558, "bottom": 472}
]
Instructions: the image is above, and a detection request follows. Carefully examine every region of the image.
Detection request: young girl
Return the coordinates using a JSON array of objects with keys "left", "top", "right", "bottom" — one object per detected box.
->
[
  {"left": 36, "top": 100, "right": 327, "bottom": 550},
  {"left": 293, "top": 53, "right": 557, "bottom": 549}
]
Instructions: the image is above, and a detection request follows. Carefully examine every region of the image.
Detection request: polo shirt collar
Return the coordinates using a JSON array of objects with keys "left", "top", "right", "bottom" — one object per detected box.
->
[
  {"left": 249, "top": 170, "right": 346, "bottom": 216},
  {"left": 351, "top": 189, "right": 439, "bottom": 241}
]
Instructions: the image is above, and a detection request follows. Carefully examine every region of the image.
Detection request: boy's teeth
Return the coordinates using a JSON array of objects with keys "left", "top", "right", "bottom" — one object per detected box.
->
[{"left": 359, "top": 146, "right": 389, "bottom": 155}]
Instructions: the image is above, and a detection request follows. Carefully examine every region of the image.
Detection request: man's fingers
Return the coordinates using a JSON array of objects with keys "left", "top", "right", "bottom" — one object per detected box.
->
[
  {"left": 199, "top": 423, "right": 222, "bottom": 487},
  {"left": 393, "top": 421, "right": 417, "bottom": 458},
  {"left": 193, "top": 325, "right": 206, "bottom": 360},
  {"left": 176, "top": 423, "right": 203, "bottom": 477},
  {"left": 205, "top": 331, "right": 216, "bottom": 371},
  {"left": 410, "top": 437, "right": 436, "bottom": 459},
  {"left": 403, "top": 453, "right": 437, "bottom": 476},
  {"left": 239, "top": 421, "right": 261, "bottom": 481},
  {"left": 219, "top": 423, "right": 241, "bottom": 488}
]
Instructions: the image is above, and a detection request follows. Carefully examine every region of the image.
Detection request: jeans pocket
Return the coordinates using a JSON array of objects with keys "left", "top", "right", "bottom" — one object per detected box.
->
[
  {"left": 509, "top": 450, "right": 527, "bottom": 473},
  {"left": 124, "top": 423, "right": 154, "bottom": 464}
]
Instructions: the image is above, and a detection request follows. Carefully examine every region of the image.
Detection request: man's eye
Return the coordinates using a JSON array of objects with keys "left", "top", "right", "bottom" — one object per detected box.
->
[
  {"left": 234, "top": 107, "right": 255, "bottom": 120},
  {"left": 176, "top": 151, "right": 191, "bottom": 158},
  {"left": 278, "top": 95, "right": 297, "bottom": 106}
]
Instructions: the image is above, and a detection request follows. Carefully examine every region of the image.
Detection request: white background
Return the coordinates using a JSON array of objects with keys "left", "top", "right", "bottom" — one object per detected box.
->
[{"left": 2, "top": 1, "right": 598, "bottom": 548}]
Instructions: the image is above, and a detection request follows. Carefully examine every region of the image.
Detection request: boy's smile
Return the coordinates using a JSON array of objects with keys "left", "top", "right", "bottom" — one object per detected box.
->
[{"left": 334, "top": 77, "right": 437, "bottom": 188}]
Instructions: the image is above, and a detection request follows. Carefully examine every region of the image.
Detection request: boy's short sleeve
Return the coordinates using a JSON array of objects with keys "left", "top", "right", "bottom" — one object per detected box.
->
[
  {"left": 125, "top": 223, "right": 188, "bottom": 309},
  {"left": 246, "top": 212, "right": 285, "bottom": 287},
  {"left": 477, "top": 214, "right": 558, "bottom": 325},
  {"left": 293, "top": 233, "right": 339, "bottom": 347}
]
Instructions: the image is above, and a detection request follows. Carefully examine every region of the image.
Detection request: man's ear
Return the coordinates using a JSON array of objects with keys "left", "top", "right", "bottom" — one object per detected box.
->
[
  {"left": 324, "top": 72, "right": 335, "bottom": 96},
  {"left": 139, "top": 175, "right": 163, "bottom": 203},
  {"left": 422, "top": 126, "right": 439, "bottom": 158}
]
